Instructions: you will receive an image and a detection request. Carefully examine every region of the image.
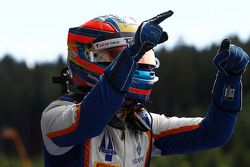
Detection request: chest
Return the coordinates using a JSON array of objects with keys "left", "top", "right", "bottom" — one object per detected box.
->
[{"left": 85, "top": 127, "right": 151, "bottom": 167}]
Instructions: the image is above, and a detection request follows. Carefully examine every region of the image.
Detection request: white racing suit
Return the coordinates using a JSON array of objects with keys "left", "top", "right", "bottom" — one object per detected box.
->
[{"left": 41, "top": 75, "right": 237, "bottom": 167}]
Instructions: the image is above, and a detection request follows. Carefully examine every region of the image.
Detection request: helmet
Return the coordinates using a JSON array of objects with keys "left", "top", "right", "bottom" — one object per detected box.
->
[{"left": 67, "top": 15, "right": 159, "bottom": 102}]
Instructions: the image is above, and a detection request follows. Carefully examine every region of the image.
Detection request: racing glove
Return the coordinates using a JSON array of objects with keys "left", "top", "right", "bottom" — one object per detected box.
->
[
  {"left": 105, "top": 11, "right": 173, "bottom": 92},
  {"left": 212, "top": 39, "right": 249, "bottom": 112}
]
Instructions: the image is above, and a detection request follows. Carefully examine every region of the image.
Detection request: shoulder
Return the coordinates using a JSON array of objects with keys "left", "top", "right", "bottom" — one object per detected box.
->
[
  {"left": 150, "top": 112, "right": 168, "bottom": 122},
  {"left": 43, "top": 93, "right": 83, "bottom": 114},
  {"left": 43, "top": 100, "right": 76, "bottom": 114},
  {"left": 41, "top": 99, "right": 79, "bottom": 125}
]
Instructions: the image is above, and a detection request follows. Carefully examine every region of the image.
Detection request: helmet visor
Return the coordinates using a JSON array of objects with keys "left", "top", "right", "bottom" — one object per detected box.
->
[
  {"left": 85, "top": 44, "right": 157, "bottom": 67},
  {"left": 93, "top": 46, "right": 127, "bottom": 62}
]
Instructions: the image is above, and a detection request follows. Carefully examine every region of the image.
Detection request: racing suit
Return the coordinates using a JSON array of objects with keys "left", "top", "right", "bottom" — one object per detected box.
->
[
  {"left": 41, "top": 67, "right": 238, "bottom": 167},
  {"left": 41, "top": 14, "right": 247, "bottom": 166}
]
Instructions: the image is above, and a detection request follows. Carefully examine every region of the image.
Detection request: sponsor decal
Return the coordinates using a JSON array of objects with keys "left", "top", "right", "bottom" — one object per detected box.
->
[
  {"left": 98, "top": 134, "right": 117, "bottom": 162},
  {"left": 124, "top": 37, "right": 134, "bottom": 47},
  {"left": 96, "top": 40, "right": 120, "bottom": 49},
  {"left": 132, "top": 157, "right": 144, "bottom": 164},
  {"left": 70, "top": 50, "right": 77, "bottom": 58},
  {"left": 87, "top": 73, "right": 99, "bottom": 82},
  {"left": 136, "top": 142, "right": 142, "bottom": 156},
  {"left": 132, "top": 142, "right": 144, "bottom": 164},
  {"left": 93, "top": 37, "right": 133, "bottom": 50},
  {"left": 68, "top": 43, "right": 79, "bottom": 58}
]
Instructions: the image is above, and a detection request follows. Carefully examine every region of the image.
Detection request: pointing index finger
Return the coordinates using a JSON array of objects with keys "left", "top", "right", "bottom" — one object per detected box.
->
[{"left": 147, "top": 10, "right": 174, "bottom": 24}]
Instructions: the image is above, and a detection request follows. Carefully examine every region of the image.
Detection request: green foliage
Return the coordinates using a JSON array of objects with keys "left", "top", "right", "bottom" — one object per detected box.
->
[
  {"left": 0, "top": 154, "right": 43, "bottom": 167},
  {"left": 0, "top": 55, "right": 65, "bottom": 155},
  {"left": 0, "top": 37, "right": 250, "bottom": 166}
]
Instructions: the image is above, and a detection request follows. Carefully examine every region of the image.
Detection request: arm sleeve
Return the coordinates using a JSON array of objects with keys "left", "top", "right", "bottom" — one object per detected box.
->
[
  {"left": 41, "top": 48, "right": 138, "bottom": 148},
  {"left": 42, "top": 76, "right": 125, "bottom": 147},
  {"left": 151, "top": 103, "right": 238, "bottom": 156}
]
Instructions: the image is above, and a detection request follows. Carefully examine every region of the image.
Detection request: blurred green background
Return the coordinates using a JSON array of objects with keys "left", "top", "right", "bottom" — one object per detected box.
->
[{"left": 0, "top": 36, "right": 250, "bottom": 167}]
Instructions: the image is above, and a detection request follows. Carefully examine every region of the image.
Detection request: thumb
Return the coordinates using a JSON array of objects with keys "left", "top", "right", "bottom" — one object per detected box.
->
[
  {"left": 158, "top": 31, "right": 168, "bottom": 44},
  {"left": 219, "top": 39, "right": 231, "bottom": 52}
]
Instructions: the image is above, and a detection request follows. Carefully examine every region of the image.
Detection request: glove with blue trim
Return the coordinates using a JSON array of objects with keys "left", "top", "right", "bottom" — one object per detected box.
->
[
  {"left": 105, "top": 11, "right": 173, "bottom": 92},
  {"left": 212, "top": 39, "right": 249, "bottom": 111}
]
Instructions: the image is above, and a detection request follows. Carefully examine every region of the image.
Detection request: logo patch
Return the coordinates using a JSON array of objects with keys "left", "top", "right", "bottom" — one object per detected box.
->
[
  {"left": 136, "top": 142, "right": 142, "bottom": 156},
  {"left": 132, "top": 142, "right": 144, "bottom": 164},
  {"left": 98, "top": 134, "right": 117, "bottom": 162},
  {"left": 224, "top": 84, "right": 236, "bottom": 101}
]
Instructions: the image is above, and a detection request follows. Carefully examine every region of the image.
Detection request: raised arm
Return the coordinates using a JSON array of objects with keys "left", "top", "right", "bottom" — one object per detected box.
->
[
  {"left": 151, "top": 39, "right": 249, "bottom": 155},
  {"left": 41, "top": 11, "right": 173, "bottom": 147}
]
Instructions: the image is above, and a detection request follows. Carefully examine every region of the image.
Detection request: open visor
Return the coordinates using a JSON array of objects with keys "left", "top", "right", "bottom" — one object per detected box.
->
[
  {"left": 91, "top": 46, "right": 127, "bottom": 63},
  {"left": 85, "top": 46, "right": 158, "bottom": 67}
]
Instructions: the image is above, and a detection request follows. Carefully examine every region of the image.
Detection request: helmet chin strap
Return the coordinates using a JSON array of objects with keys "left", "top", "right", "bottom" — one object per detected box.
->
[{"left": 109, "top": 101, "right": 151, "bottom": 132}]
